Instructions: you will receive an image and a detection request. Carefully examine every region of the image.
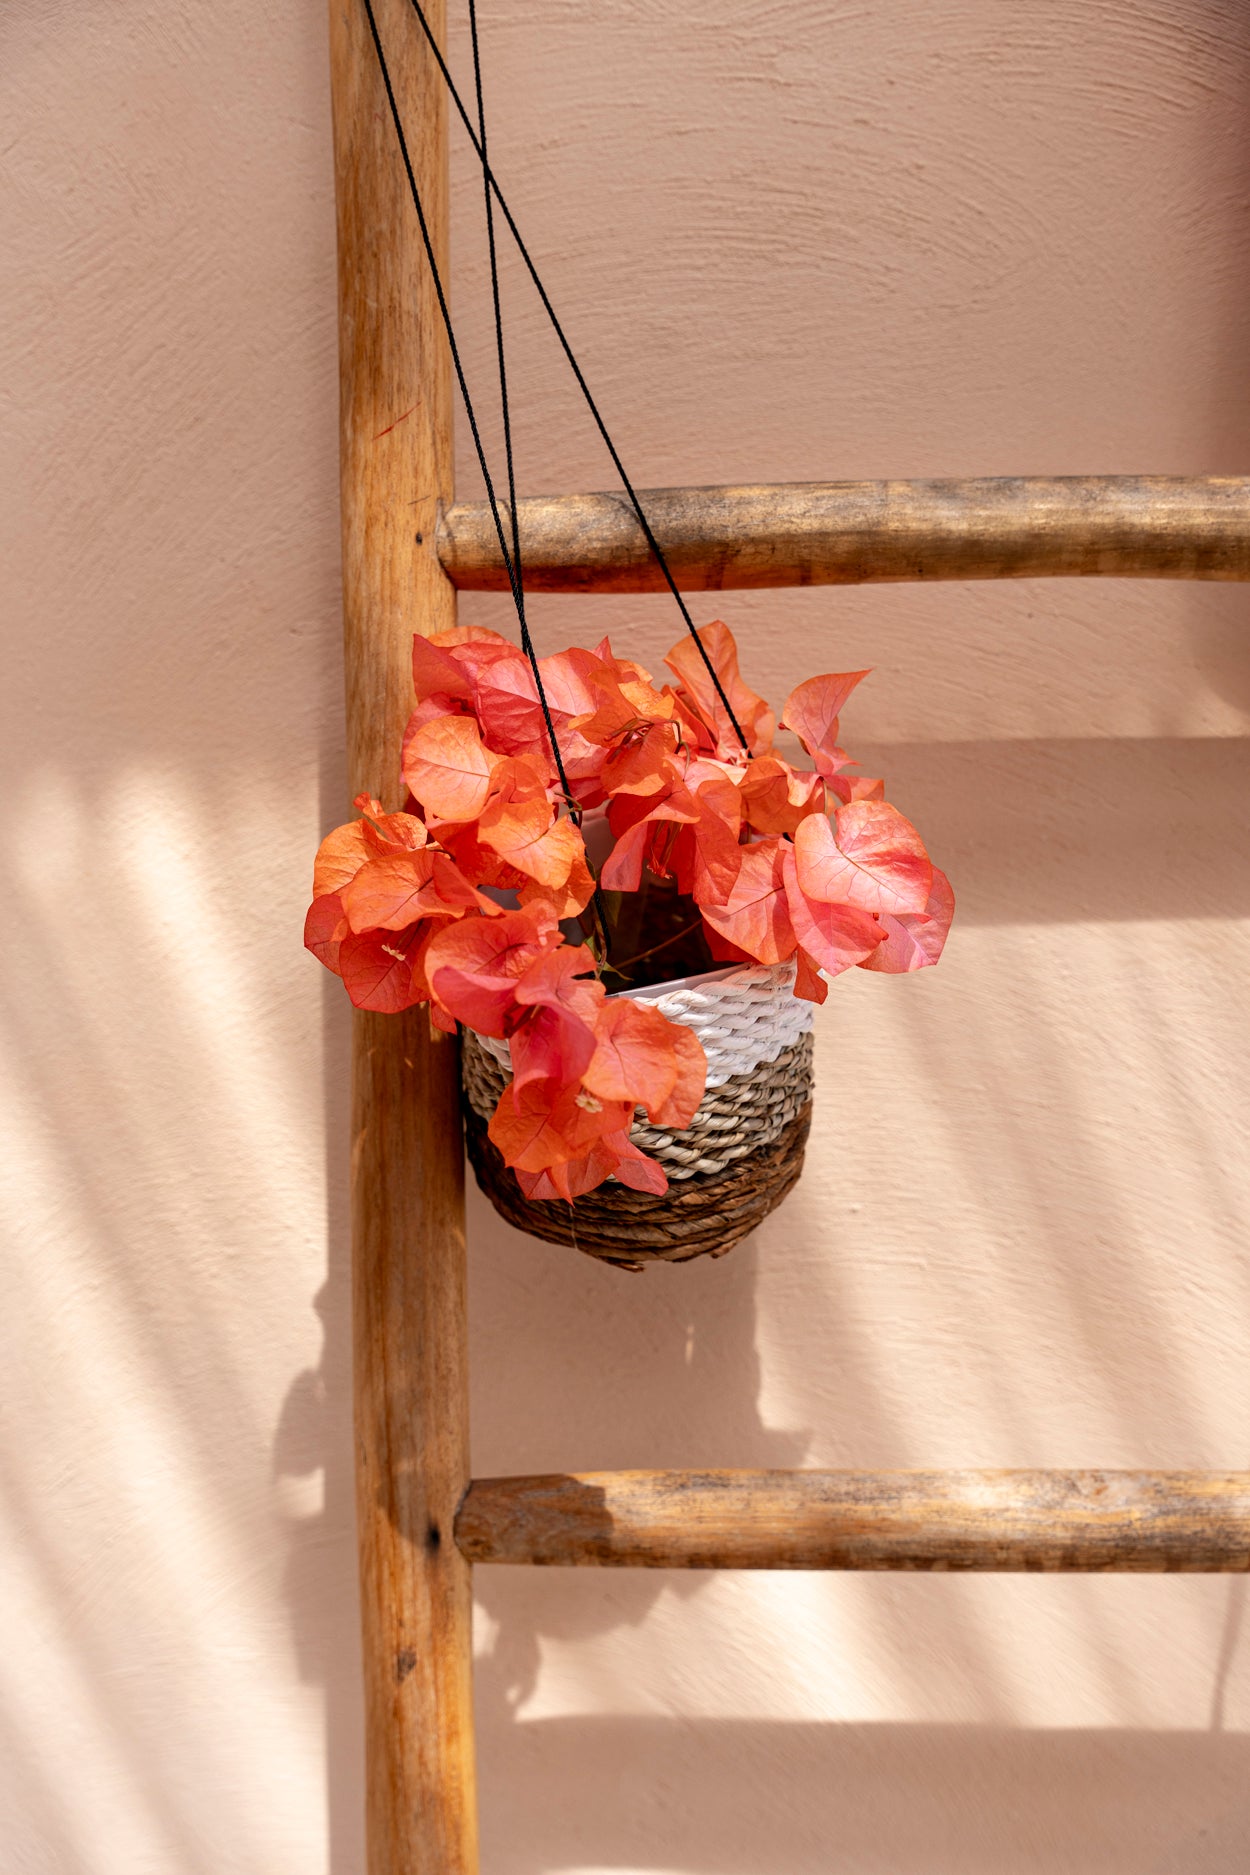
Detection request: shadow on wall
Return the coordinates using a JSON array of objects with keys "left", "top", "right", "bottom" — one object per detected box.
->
[
  {"left": 856, "top": 738, "right": 1250, "bottom": 924},
  {"left": 466, "top": 1223, "right": 811, "bottom": 1716},
  {"left": 273, "top": 0, "right": 1250, "bottom": 1856},
  {"left": 274, "top": 719, "right": 1250, "bottom": 1873},
  {"left": 275, "top": 1279, "right": 363, "bottom": 1875},
  {"left": 273, "top": 614, "right": 361, "bottom": 1868},
  {"left": 476, "top": 1717, "right": 1250, "bottom": 1875}
]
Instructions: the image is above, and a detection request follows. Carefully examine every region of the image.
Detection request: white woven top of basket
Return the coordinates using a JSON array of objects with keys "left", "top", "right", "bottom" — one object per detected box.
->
[{"left": 477, "top": 958, "right": 813, "bottom": 1089}]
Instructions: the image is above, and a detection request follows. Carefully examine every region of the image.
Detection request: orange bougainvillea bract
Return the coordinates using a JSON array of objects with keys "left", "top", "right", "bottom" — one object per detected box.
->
[{"left": 306, "top": 621, "right": 953, "bottom": 1196}]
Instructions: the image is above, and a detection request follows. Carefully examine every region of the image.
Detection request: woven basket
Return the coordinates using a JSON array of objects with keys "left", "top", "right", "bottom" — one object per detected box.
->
[{"left": 461, "top": 961, "right": 814, "bottom": 1270}]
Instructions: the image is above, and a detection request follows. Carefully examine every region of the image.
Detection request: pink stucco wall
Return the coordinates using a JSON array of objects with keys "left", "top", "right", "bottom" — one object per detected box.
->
[{"left": 4, "top": 2, "right": 1250, "bottom": 1869}]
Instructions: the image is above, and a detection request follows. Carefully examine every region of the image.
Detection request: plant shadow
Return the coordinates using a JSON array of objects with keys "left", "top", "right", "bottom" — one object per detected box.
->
[{"left": 279, "top": 724, "right": 1250, "bottom": 1872}]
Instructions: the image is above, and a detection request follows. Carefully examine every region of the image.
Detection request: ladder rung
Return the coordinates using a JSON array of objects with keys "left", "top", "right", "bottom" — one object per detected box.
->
[
  {"left": 455, "top": 1469, "right": 1250, "bottom": 1572},
  {"left": 438, "top": 475, "right": 1250, "bottom": 592}
]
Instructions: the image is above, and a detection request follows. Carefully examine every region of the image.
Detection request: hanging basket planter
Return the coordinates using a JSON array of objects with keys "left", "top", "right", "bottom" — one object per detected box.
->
[
  {"left": 305, "top": 619, "right": 954, "bottom": 1265},
  {"left": 303, "top": 17, "right": 953, "bottom": 1267},
  {"left": 462, "top": 961, "right": 814, "bottom": 1268}
]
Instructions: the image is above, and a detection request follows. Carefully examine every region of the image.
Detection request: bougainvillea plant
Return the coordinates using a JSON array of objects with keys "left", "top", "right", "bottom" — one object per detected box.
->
[{"left": 306, "top": 620, "right": 953, "bottom": 1201}]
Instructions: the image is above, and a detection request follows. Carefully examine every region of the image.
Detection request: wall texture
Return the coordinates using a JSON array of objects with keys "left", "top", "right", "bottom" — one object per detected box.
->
[{"left": 4, "top": 1, "right": 1250, "bottom": 1870}]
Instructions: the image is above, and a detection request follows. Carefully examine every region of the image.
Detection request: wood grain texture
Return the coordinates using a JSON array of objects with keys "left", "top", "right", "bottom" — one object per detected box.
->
[
  {"left": 456, "top": 1471, "right": 1250, "bottom": 1572},
  {"left": 438, "top": 476, "right": 1250, "bottom": 591},
  {"left": 329, "top": 1, "right": 478, "bottom": 1870}
]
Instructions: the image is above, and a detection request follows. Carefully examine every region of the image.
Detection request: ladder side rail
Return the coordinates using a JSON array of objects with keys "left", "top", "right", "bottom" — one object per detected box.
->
[{"left": 329, "top": 3, "right": 479, "bottom": 1871}]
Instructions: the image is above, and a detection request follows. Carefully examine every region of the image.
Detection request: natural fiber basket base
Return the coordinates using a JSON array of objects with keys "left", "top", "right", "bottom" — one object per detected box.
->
[{"left": 463, "top": 1099, "right": 811, "bottom": 1272}]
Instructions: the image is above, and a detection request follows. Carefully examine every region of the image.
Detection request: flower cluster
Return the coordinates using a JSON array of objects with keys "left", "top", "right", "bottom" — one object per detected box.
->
[{"left": 306, "top": 620, "right": 953, "bottom": 1198}]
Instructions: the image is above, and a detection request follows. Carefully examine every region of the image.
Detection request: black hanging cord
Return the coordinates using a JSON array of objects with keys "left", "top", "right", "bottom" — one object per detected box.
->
[
  {"left": 464, "top": 0, "right": 617, "bottom": 952},
  {"left": 467, "top": 0, "right": 524, "bottom": 623},
  {"left": 359, "top": 0, "right": 576, "bottom": 812},
  {"left": 403, "top": 0, "right": 751, "bottom": 757}
]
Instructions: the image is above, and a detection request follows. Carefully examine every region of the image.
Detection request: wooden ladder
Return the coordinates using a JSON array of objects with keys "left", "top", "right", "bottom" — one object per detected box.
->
[{"left": 327, "top": 4, "right": 1250, "bottom": 1869}]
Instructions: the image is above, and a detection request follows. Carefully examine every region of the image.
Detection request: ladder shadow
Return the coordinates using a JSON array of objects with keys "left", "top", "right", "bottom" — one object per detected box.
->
[
  {"left": 477, "top": 1714, "right": 1250, "bottom": 1875},
  {"left": 854, "top": 735, "right": 1250, "bottom": 926},
  {"left": 279, "top": 726, "right": 1250, "bottom": 1872}
]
